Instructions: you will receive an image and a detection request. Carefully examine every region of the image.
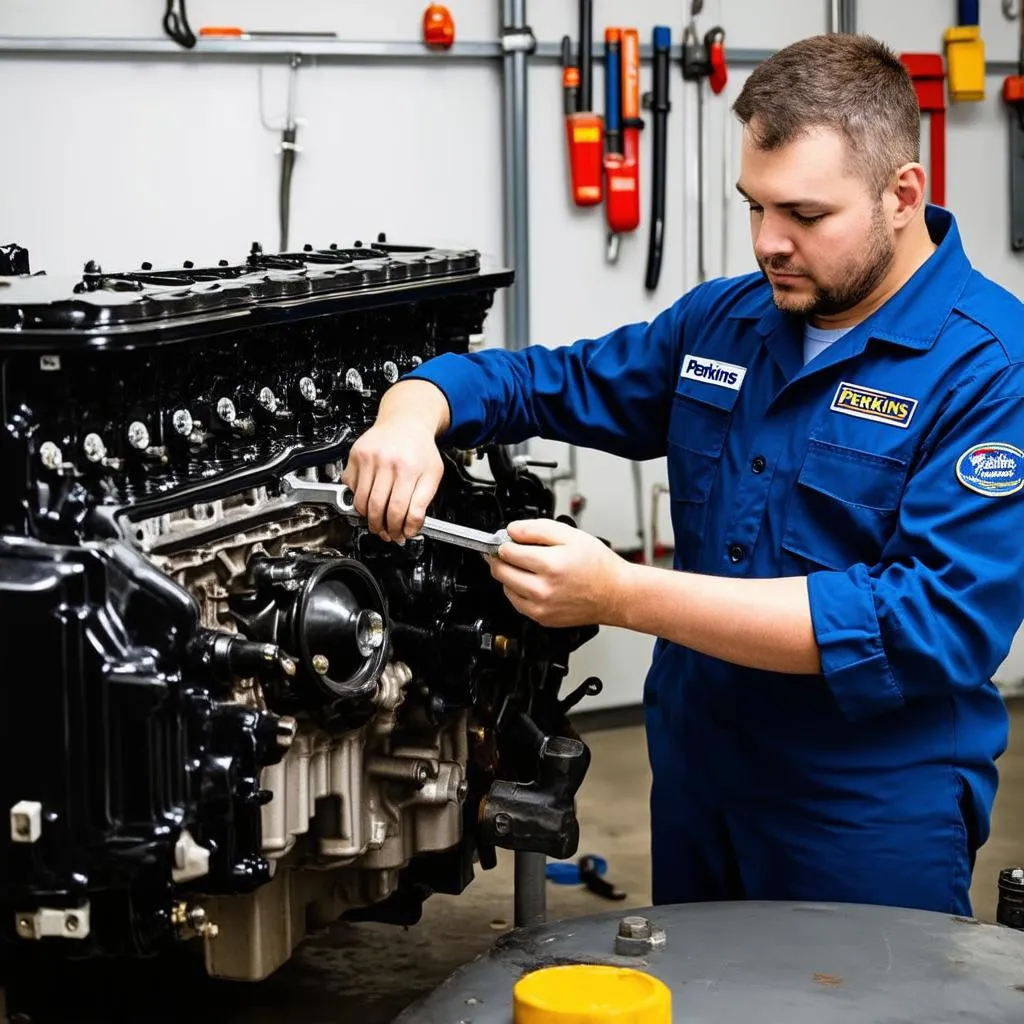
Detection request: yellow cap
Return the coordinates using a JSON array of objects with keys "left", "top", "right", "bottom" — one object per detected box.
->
[{"left": 513, "top": 964, "right": 672, "bottom": 1023}]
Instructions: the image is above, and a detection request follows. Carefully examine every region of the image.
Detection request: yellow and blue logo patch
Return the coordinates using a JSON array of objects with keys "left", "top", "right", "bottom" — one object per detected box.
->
[
  {"left": 830, "top": 382, "right": 918, "bottom": 429},
  {"left": 956, "top": 442, "right": 1024, "bottom": 498}
]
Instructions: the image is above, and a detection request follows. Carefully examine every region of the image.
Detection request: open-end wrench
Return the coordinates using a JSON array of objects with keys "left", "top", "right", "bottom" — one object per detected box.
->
[{"left": 279, "top": 472, "right": 510, "bottom": 556}]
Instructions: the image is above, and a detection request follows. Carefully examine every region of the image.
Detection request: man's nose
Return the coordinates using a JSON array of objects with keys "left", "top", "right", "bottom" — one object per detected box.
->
[{"left": 754, "top": 214, "right": 796, "bottom": 262}]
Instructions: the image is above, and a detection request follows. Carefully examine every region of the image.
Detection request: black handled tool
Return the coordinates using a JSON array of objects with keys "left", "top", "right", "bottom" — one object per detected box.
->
[{"left": 643, "top": 26, "right": 672, "bottom": 291}]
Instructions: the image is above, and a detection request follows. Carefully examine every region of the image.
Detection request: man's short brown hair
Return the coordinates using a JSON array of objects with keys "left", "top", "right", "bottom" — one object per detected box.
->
[{"left": 732, "top": 34, "right": 921, "bottom": 195}]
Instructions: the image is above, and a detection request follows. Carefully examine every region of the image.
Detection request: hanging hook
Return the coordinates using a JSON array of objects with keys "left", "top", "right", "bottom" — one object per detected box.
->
[{"left": 1004, "top": 0, "right": 1020, "bottom": 21}]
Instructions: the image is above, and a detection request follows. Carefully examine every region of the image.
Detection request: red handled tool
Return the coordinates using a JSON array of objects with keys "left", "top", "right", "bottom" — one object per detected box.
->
[
  {"left": 705, "top": 27, "right": 728, "bottom": 95},
  {"left": 562, "top": 1, "right": 604, "bottom": 207},
  {"left": 900, "top": 53, "right": 947, "bottom": 207},
  {"left": 682, "top": 9, "right": 728, "bottom": 283},
  {"left": 1003, "top": 0, "right": 1024, "bottom": 249},
  {"left": 604, "top": 28, "right": 643, "bottom": 256}
]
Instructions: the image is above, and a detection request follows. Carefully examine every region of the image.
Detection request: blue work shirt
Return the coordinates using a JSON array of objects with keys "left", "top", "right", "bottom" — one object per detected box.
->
[{"left": 408, "top": 206, "right": 1024, "bottom": 852}]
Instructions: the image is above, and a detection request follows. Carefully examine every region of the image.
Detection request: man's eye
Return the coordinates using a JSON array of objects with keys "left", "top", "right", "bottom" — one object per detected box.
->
[{"left": 793, "top": 212, "right": 824, "bottom": 226}]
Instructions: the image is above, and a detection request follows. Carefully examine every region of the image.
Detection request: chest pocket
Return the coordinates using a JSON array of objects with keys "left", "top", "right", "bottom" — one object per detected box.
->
[
  {"left": 666, "top": 381, "right": 738, "bottom": 570},
  {"left": 781, "top": 439, "right": 909, "bottom": 572}
]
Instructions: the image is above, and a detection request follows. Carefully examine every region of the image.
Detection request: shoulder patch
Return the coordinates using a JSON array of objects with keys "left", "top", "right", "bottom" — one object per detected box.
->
[{"left": 955, "top": 442, "right": 1024, "bottom": 498}]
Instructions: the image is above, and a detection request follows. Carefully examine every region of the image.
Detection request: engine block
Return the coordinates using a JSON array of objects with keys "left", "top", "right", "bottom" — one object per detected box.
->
[{"left": 0, "top": 240, "right": 601, "bottom": 983}]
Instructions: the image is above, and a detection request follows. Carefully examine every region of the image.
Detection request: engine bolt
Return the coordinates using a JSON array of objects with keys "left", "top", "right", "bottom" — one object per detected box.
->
[
  {"left": 345, "top": 368, "right": 364, "bottom": 391},
  {"left": 298, "top": 376, "right": 317, "bottom": 402},
  {"left": 127, "top": 421, "right": 150, "bottom": 450},
  {"left": 64, "top": 913, "right": 79, "bottom": 933},
  {"left": 257, "top": 387, "right": 277, "bottom": 412},
  {"left": 216, "top": 397, "right": 236, "bottom": 424},
  {"left": 171, "top": 409, "right": 193, "bottom": 436},
  {"left": 312, "top": 654, "right": 330, "bottom": 675},
  {"left": 357, "top": 610, "right": 385, "bottom": 655},
  {"left": 82, "top": 433, "right": 106, "bottom": 463},
  {"left": 411, "top": 355, "right": 423, "bottom": 367},
  {"left": 382, "top": 360, "right": 399, "bottom": 384},
  {"left": 39, "top": 441, "right": 62, "bottom": 470},
  {"left": 275, "top": 717, "right": 297, "bottom": 749}
]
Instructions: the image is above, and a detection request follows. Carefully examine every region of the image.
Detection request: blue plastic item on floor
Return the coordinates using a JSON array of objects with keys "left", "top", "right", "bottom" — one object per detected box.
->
[{"left": 546, "top": 855, "right": 607, "bottom": 884}]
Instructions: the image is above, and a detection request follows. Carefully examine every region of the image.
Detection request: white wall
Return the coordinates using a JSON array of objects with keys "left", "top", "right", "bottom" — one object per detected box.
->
[{"left": 1, "top": 1, "right": 1022, "bottom": 707}]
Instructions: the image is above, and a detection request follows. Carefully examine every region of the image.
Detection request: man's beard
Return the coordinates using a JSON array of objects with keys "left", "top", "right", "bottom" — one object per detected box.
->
[{"left": 760, "top": 206, "right": 895, "bottom": 317}]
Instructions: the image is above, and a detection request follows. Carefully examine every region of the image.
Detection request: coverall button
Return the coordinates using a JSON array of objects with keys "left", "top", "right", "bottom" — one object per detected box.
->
[
  {"left": 728, "top": 544, "right": 745, "bottom": 563},
  {"left": 751, "top": 455, "right": 766, "bottom": 473}
]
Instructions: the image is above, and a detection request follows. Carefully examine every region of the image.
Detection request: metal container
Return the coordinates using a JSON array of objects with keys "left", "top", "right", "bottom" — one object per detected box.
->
[{"left": 394, "top": 899, "right": 1024, "bottom": 1022}]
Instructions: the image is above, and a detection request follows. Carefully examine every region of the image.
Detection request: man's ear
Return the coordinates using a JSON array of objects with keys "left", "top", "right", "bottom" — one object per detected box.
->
[{"left": 890, "top": 162, "right": 927, "bottom": 227}]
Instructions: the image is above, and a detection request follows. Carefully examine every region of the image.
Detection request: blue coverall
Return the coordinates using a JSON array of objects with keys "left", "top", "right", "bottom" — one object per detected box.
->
[{"left": 408, "top": 206, "right": 1024, "bottom": 915}]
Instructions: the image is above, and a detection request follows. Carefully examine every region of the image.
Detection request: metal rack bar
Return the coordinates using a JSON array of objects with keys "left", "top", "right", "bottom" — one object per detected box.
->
[
  {"left": 0, "top": 35, "right": 776, "bottom": 66},
  {"left": 3, "top": 36, "right": 1016, "bottom": 76}
]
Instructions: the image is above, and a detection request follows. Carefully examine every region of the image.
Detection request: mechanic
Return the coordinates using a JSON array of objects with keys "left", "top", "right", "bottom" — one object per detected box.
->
[{"left": 342, "top": 33, "right": 1024, "bottom": 916}]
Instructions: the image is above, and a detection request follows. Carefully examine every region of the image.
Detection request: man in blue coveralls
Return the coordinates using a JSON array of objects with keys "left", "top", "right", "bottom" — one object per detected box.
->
[{"left": 343, "top": 33, "right": 1024, "bottom": 915}]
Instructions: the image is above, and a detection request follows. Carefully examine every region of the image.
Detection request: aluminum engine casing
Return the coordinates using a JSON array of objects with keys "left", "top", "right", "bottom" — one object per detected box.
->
[{"left": 0, "top": 240, "right": 601, "bottom": 983}]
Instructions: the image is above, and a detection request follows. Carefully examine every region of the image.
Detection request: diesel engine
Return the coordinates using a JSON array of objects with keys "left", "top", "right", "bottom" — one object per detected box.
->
[{"left": 0, "top": 239, "right": 601, "bottom": 983}]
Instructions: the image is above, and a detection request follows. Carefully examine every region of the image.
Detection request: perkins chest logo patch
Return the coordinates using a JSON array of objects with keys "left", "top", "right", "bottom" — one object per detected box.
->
[
  {"left": 955, "top": 442, "right": 1024, "bottom": 498},
  {"left": 680, "top": 354, "right": 747, "bottom": 390},
  {"left": 830, "top": 381, "right": 918, "bottom": 429}
]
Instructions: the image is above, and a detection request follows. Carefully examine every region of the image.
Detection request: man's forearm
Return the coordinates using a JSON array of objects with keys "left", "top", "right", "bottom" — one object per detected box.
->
[{"left": 611, "top": 564, "right": 822, "bottom": 675}]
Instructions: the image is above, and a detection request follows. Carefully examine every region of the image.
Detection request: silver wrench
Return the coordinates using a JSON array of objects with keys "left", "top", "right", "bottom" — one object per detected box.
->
[{"left": 279, "top": 473, "right": 510, "bottom": 555}]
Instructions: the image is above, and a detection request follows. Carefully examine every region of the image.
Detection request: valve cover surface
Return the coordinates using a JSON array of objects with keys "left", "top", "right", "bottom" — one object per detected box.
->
[{"left": 0, "top": 239, "right": 599, "bottom": 983}]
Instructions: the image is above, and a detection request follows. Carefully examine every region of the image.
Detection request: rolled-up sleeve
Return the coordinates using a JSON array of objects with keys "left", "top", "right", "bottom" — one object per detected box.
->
[
  {"left": 404, "top": 294, "right": 693, "bottom": 461},
  {"left": 809, "top": 370, "right": 1024, "bottom": 722}
]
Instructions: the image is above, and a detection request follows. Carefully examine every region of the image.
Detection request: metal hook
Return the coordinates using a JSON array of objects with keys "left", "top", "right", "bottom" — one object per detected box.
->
[{"left": 1004, "top": 0, "right": 1020, "bottom": 21}]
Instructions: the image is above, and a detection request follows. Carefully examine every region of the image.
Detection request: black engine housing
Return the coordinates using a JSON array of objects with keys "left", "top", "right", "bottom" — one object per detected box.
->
[{"left": 0, "top": 238, "right": 600, "bottom": 977}]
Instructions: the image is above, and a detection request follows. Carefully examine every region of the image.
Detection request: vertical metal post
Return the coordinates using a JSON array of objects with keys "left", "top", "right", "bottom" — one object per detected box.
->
[
  {"left": 501, "top": 0, "right": 530, "bottom": 354},
  {"left": 828, "top": 0, "right": 842, "bottom": 33},
  {"left": 841, "top": 0, "right": 857, "bottom": 32},
  {"left": 501, "top": 0, "right": 546, "bottom": 927},
  {"left": 514, "top": 850, "right": 548, "bottom": 928}
]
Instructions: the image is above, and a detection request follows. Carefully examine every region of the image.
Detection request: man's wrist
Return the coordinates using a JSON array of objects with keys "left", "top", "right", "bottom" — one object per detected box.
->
[
  {"left": 382, "top": 379, "right": 451, "bottom": 436},
  {"left": 609, "top": 559, "right": 646, "bottom": 631}
]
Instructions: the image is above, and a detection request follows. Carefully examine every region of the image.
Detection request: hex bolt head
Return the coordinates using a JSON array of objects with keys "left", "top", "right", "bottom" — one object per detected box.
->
[
  {"left": 382, "top": 360, "right": 399, "bottom": 384},
  {"left": 127, "top": 421, "right": 150, "bottom": 450},
  {"left": 216, "top": 397, "right": 237, "bottom": 424},
  {"left": 614, "top": 916, "right": 666, "bottom": 957},
  {"left": 299, "top": 376, "right": 317, "bottom": 402},
  {"left": 312, "top": 654, "right": 330, "bottom": 675},
  {"left": 275, "top": 718, "right": 297, "bottom": 749},
  {"left": 172, "top": 409, "right": 194, "bottom": 436},
  {"left": 82, "top": 433, "right": 106, "bottom": 463},
  {"left": 618, "top": 916, "right": 652, "bottom": 940},
  {"left": 39, "top": 441, "right": 63, "bottom": 470}
]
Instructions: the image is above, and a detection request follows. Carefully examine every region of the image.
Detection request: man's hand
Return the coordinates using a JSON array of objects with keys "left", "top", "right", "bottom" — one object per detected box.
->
[
  {"left": 487, "top": 518, "right": 630, "bottom": 628},
  {"left": 491, "top": 517, "right": 820, "bottom": 674},
  {"left": 341, "top": 379, "right": 451, "bottom": 542}
]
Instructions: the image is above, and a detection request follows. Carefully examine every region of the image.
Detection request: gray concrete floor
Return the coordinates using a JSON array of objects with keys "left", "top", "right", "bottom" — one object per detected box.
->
[{"left": 9, "top": 702, "right": 1024, "bottom": 1022}]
